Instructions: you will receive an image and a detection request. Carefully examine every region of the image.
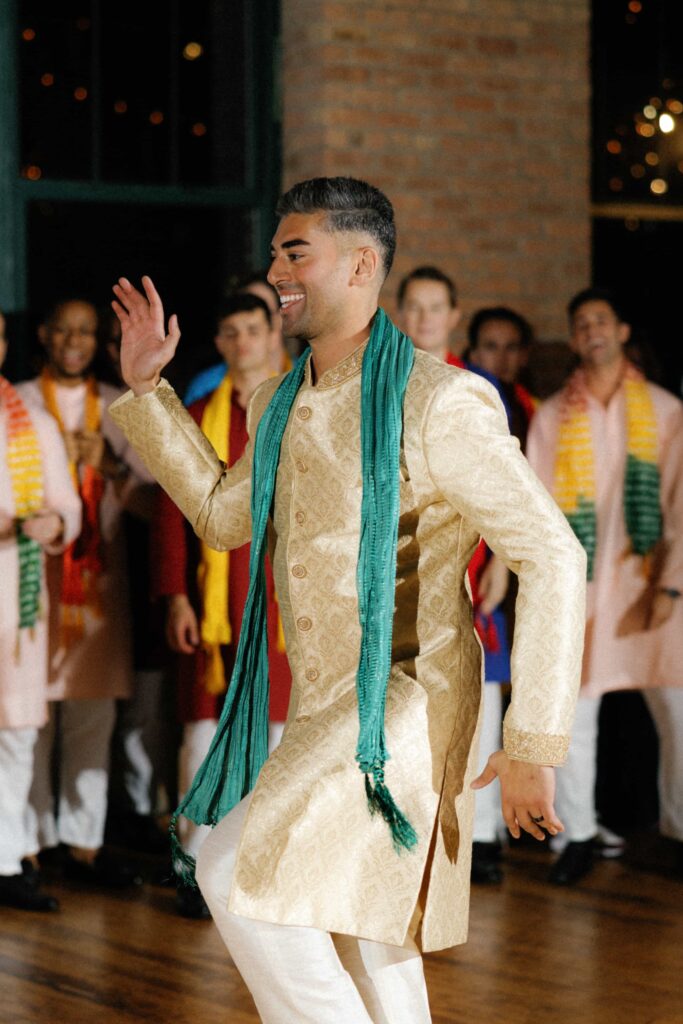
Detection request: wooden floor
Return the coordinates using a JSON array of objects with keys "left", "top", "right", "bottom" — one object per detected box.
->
[{"left": 1, "top": 837, "right": 682, "bottom": 1024}]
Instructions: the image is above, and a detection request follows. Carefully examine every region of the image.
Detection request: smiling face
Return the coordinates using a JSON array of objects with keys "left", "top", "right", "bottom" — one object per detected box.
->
[
  {"left": 398, "top": 279, "right": 461, "bottom": 358},
  {"left": 214, "top": 308, "right": 272, "bottom": 375},
  {"left": 267, "top": 212, "right": 372, "bottom": 344},
  {"left": 469, "top": 318, "right": 527, "bottom": 384},
  {"left": 39, "top": 300, "right": 98, "bottom": 383},
  {"left": 569, "top": 299, "right": 630, "bottom": 369}
]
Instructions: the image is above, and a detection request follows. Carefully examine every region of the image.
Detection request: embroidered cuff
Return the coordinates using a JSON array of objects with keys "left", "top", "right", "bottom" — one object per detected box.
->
[{"left": 503, "top": 724, "right": 570, "bottom": 766}]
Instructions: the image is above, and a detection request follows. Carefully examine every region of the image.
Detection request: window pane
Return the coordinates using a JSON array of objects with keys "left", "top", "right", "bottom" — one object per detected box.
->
[{"left": 19, "top": 0, "right": 93, "bottom": 181}]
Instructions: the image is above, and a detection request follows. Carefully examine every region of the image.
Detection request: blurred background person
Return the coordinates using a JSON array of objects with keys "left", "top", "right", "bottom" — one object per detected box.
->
[
  {"left": 18, "top": 298, "right": 151, "bottom": 887},
  {"left": 152, "top": 293, "right": 292, "bottom": 918},
  {"left": 0, "top": 311, "right": 81, "bottom": 911}
]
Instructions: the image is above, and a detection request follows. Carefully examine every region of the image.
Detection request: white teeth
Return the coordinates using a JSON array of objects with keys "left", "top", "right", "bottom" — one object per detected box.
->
[{"left": 280, "top": 293, "right": 304, "bottom": 307}]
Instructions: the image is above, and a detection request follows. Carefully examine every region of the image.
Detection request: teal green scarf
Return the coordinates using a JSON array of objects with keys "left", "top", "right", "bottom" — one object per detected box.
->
[{"left": 171, "top": 308, "right": 417, "bottom": 882}]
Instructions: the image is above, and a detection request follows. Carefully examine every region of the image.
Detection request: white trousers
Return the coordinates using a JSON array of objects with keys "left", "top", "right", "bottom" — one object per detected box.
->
[
  {"left": 110, "top": 668, "right": 173, "bottom": 816},
  {"left": 472, "top": 683, "right": 504, "bottom": 843},
  {"left": 27, "top": 698, "right": 116, "bottom": 852},
  {"left": 178, "top": 719, "right": 286, "bottom": 859},
  {"left": 0, "top": 727, "right": 37, "bottom": 875},
  {"left": 196, "top": 792, "right": 432, "bottom": 1024},
  {"left": 556, "top": 688, "right": 683, "bottom": 843}
]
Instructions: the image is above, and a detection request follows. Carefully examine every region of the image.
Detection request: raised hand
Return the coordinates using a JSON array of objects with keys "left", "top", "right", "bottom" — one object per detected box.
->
[{"left": 111, "top": 276, "right": 181, "bottom": 396}]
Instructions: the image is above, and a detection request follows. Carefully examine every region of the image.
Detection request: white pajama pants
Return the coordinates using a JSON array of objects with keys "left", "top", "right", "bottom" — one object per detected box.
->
[
  {"left": 196, "top": 792, "right": 432, "bottom": 1024},
  {"left": 556, "top": 688, "right": 683, "bottom": 843},
  {"left": 0, "top": 727, "right": 37, "bottom": 875},
  {"left": 110, "top": 668, "right": 173, "bottom": 816},
  {"left": 27, "top": 698, "right": 116, "bottom": 853},
  {"left": 178, "top": 719, "right": 286, "bottom": 859},
  {"left": 472, "top": 683, "right": 504, "bottom": 843}
]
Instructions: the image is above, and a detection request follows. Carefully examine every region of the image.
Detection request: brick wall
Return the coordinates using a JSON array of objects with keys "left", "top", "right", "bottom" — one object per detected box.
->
[{"left": 280, "top": 0, "right": 591, "bottom": 345}]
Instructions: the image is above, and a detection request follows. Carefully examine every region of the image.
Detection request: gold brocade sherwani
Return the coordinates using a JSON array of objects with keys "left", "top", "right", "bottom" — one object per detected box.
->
[{"left": 110, "top": 347, "right": 586, "bottom": 952}]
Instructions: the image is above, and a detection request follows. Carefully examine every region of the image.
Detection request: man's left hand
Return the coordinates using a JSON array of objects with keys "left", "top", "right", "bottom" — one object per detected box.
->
[
  {"left": 648, "top": 590, "right": 676, "bottom": 630},
  {"left": 471, "top": 749, "right": 562, "bottom": 841}
]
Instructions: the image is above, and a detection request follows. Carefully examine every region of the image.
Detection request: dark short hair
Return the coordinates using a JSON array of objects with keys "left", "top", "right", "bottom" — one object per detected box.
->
[
  {"left": 276, "top": 176, "right": 396, "bottom": 278},
  {"left": 215, "top": 292, "right": 272, "bottom": 330},
  {"left": 227, "top": 270, "right": 279, "bottom": 308},
  {"left": 42, "top": 296, "right": 98, "bottom": 327},
  {"left": 567, "top": 287, "right": 626, "bottom": 323},
  {"left": 468, "top": 306, "right": 533, "bottom": 350},
  {"left": 396, "top": 266, "right": 458, "bottom": 309}
]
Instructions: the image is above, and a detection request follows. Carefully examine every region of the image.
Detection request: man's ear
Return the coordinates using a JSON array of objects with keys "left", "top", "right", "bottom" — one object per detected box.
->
[
  {"left": 351, "top": 246, "right": 380, "bottom": 287},
  {"left": 618, "top": 321, "right": 631, "bottom": 346},
  {"left": 37, "top": 324, "right": 48, "bottom": 350},
  {"left": 448, "top": 307, "right": 462, "bottom": 332}
]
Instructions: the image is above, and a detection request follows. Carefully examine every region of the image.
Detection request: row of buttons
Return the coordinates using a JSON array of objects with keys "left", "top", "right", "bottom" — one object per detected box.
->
[{"left": 292, "top": 407, "right": 316, "bottom": 685}]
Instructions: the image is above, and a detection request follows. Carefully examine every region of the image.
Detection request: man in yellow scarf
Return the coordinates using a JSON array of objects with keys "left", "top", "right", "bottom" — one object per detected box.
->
[
  {"left": 153, "top": 293, "right": 291, "bottom": 917},
  {"left": 527, "top": 287, "right": 683, "bottom": 885}
]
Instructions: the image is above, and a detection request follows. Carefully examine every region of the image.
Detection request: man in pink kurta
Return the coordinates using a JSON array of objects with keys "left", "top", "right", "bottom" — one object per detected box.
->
[
  {"left": 527, "top": 287, "right": 683, "bottom": 883},
  {"left": 18, "top": 299, "right": 151, "bottom": 887},
  {"left": 0, "top": 312, "right": 81, "bottom": 911}
]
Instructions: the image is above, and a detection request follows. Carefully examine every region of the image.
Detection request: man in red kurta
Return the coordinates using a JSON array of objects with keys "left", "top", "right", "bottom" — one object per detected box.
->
[{"left": 152, "top": 293, "right": 291, "bottom": 916}]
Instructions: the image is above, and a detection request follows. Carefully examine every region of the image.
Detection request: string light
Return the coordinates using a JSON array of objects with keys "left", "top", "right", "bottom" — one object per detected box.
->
[
  {"left": 606, "top": 139, "right": 622, "bottom": 154},
  {"left": 183, "top": 42, "right": 203, "bottom": 60},
  {"left": 643, "top": 105, "right": 657, "bottom": 119},
  {"left": 74, "top": 86, "right": 88, "bottom": 101},
  {"left": 667, "top": 99, "right": 683, "bottom": 114},
  {"left": 40, "top": 73, "right": 54, "bottom": 87},
  {"left": 637, "top": 123, "right": 655, "bottom": 137},
  {"left": 609, "top": 177, "right": 624, "bottom": 191},
  {"left": 659, "top": 113, "right": 675, "bottom": 133},
  {"left": 191, "top": 122, "right": 207, "bottom": 136},
  {"left": 645, "top": 152, "right": 659, "bottom": 166},
  {"left": 630, "top": 164, "right": 645, "bottom": 179},
  {"left": 650, "top": 178, "right": 668, "bottom": 194},
  {"left": 22, "top": 165, "right": 42, "bottom": 181},
  {"left": 114, "top": 100, "right": 128, "bottom": 114},
  {"left": 628, "top": 0, "right": 642, "bottom": 11},
  {"left": 22, "top": 28, "right": 35, "bottom": 41},
  {"left": 149, "top": 111, "right": 164, "bottom": 125}
]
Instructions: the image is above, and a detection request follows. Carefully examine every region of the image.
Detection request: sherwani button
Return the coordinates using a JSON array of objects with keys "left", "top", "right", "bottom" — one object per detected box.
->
[
  {"left": 295, "top": 459, "right": 308, "bottom": 473},
  {"left": 297, "top": 406, "right": 312, "bottom": 420},
  {"left": 295, "top": 510, "right": 306, "bottom": 525},
  {"left": 305, "top": 668, "right": 319, "bottom": 682},
  {"left": 292, "top": 564, "right": 307, "bottom": 578},
  {"left": 297, "top": 616, "right": 312, "bottom": 632},
  {"left": 296, "top": 714, "right": 311, "bottom": 723}
]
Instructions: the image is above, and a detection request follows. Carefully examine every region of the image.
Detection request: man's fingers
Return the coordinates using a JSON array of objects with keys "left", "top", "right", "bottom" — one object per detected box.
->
[
  {"left": 502, "top": 801, "right": 520, "bottom": 840},
  {"left": 141, "top": 275, "right": 165, "bottom": 325},
  {"left": 111, "top": 298, "right": 130, "bottom": 325}
]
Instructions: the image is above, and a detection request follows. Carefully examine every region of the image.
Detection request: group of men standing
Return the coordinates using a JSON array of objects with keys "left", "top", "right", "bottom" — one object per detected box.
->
[{"left": 1, "top": 173, "right": 681, "bottom": 1023}]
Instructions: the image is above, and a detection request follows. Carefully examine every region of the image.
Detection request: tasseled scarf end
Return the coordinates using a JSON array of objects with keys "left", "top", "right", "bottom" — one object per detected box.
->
[
  {"left": 364, "top": 774, "right": 418, "bottom": 853},
  {"left": 169, "top": 814, "right": 200, "bottom": 889}
]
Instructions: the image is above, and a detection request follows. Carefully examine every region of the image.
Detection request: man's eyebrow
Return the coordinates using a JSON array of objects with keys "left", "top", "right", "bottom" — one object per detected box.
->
[{"left": 279, "top": 238, "right": 311, "bottom": 250}]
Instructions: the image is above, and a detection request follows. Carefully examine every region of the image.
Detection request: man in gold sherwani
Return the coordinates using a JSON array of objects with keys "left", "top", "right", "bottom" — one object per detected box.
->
[{"left": 109, "top": 177, "right": 586, "bottom": 1024}]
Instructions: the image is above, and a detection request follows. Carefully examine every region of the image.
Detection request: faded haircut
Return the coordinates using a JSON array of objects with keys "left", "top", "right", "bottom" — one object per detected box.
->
[{"left": 276, "top": 176, "right": 396, "bottom": 278}]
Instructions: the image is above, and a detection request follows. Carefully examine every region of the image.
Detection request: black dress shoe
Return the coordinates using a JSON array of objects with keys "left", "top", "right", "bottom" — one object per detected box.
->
[
  {"left": 21, "top": 859, "right": 41, "bottom": 889},
  {"left": 548, "top": 839, "right": 594, "bottom": 886},
  {"left": 175, "top": 882, "right": 211, "bottom": 920},
  {"left": 471, "top": 841, "right": 504, "bottom": 884},
  {"left": 63, "top": 849, "right": 143, "bottom": 889},
  {"left": 0, "top": 873, "right": 59, "bottom": 912}
]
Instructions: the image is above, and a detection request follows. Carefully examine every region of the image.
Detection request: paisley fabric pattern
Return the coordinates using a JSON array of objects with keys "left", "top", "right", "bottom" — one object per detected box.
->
[{"left": 110, "top": 349, "right": 586, "bottom": 952}]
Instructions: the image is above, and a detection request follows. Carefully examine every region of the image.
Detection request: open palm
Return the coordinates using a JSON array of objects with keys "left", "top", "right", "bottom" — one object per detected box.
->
[{"left": 111, "top": 276, "right": 181, "bottom": 395}]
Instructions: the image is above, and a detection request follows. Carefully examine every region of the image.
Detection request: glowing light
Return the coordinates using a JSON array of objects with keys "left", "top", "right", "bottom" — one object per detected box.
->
[
  {"left": 628, "top": 0, "right": 642, "bottom": 10},
  {"left": 650, "top": 178, "right": 668, "bottom": 195},
  {"left": 645, "top": 152, "right": 659, "bottom": 166},
  {"left": 40, "top": 73, "right": 54, "bottom": 87},
  {"left": 630, "top": 164, "right": 645, "bottom": 179},
  {"left": 22, "top": 28, "right": 35, "bottom": 41},
  {"left": 650, "top": 97, "right": 663, "bottom": 109},
  {"left": 625, "top": 217, "right": 640, "bottom": 232},
  {"left": 606, "top": 139, "right": 622, "bottom": 154},
  {"left": 23, "top": 165, "right": 42, "bottom": 181},
  {"left": 609, "top": 177, "right": 624, "bottom": 192},
  {"left": 637, "top": 123, "right": 656, "bottom": 138},
  {"left": 191, "top": 122, "right": 207, "bottom": 137},
  {"left": 74, "top": 86, "right": 88, "bottom": 101},
  {"left": 643, "top": 105, "right": 657, "bottom": 120},
  {"left": 659, "top": 113, "right": 675, "bottom": 133},
  {"left": 183, "top": 42, "right": 203, "bottom": 60},
  {"left": 667, "top": 99, "right": 683, "bottom": 114},
  {"left": 114, "top": 100, "right": 128, "bottom": 114},
  {"left": 149, "top": 110, "right": 164, "bottom": 125}
]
